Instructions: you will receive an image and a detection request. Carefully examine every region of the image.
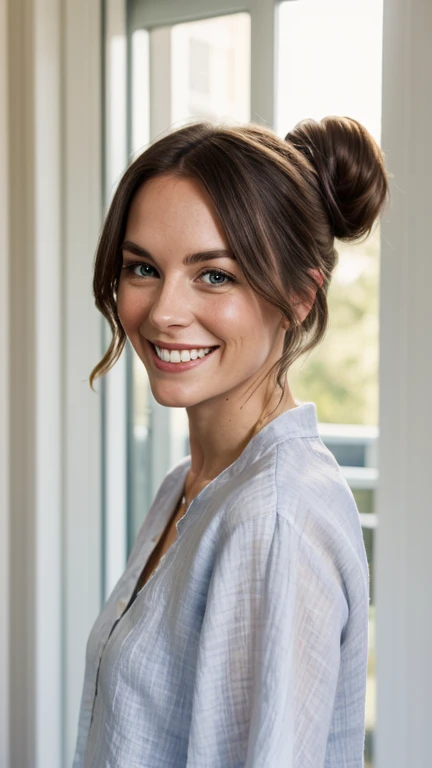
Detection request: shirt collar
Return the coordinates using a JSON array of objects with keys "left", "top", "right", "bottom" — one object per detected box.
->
[{"left": 162, "top": 401, "right": 319, "bottom": 535}]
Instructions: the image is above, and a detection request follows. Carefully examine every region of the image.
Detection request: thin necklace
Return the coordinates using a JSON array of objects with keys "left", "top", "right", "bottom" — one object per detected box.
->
[{"left": 181, "top": 481, "right": 194, "bottom": 508}]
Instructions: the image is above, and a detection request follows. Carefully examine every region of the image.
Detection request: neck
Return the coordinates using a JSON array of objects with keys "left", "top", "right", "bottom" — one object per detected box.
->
[{"left": 183, "top": 377, "right": 298, "bottom": 502}]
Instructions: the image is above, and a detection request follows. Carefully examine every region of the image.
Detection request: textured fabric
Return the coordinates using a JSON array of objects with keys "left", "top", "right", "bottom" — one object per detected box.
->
[{"left": 73, "top": 401, "right": 369, "bottom": 767}]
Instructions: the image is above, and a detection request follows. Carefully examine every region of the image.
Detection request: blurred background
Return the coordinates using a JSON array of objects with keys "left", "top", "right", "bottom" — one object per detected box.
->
[{"left": 0, "top": 1, "right": 431, "bottom": 767}]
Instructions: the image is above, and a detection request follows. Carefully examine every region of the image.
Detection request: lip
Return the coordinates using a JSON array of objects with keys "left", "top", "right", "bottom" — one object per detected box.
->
[{"left": 146, "top": 340, "right": 219, "bottom": 373}]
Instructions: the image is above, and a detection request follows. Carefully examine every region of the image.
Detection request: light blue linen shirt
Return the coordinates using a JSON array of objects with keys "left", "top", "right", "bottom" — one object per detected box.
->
[{"left": 73, "top": 401, "right": 369, "bottom": 767}]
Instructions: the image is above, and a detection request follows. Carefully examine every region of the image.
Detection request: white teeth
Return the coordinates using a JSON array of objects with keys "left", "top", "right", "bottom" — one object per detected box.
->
[{"left": 154, "top": 345, "right": 214, "bottom": 363}]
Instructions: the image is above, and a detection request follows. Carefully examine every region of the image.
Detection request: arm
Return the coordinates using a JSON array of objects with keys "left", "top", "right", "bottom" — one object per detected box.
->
[{"left": 186, "top": 512, "right": 350, "bottom": 768}]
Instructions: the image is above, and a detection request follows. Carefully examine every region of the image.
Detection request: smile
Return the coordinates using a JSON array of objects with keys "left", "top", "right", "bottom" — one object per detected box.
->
[
  {"left": 154, "top": 345, "right": 213, "bottom": 363},
  {"left": 147, "top": 341, "right": 219, "bottom": 373}
]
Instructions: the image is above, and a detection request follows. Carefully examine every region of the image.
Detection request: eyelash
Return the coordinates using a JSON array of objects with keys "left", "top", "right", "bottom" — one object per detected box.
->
[{"left": 122, "top": 262, "right": 235, "bottom": 286}]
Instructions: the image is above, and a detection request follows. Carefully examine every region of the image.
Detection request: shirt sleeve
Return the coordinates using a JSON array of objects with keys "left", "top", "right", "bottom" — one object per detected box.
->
[{"left": 185, "top": 511, "right": 350, "bottom": 768}]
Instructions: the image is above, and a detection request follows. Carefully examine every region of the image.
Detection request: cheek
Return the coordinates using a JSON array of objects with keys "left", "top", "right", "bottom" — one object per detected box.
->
[
  {"left": 205, "top": 299, "right": 243, "bottom": 326},
  {"left": 203, "top": 300, "right": 254, "bottom": 347},
  {"left": 116, "top": 292, "right": 131, "bottom": 333},
  {"left": 117, "top": 285, "right": 147, "bottom": 334},
  {"left": 206, "top": 300, "right": 279, "bottom": 359},
  {"left": 215, "top": 295, "right": 280, "bottom": 341}
]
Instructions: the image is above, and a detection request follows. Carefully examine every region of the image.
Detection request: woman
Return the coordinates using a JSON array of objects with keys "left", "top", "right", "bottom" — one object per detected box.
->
[{"left": 73, "top": 117, "right": 388, "bottom": 767}]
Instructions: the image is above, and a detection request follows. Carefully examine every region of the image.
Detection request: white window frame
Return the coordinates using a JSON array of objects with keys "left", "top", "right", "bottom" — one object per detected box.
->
[
  {"left": 62, "top": 3, "right": 103, "bottom": 764},
  {"left": 129, "top": 0, "right": 278, "bottom": 125},
  {"left": 0, "top": 0, "right": 10, "bottom": 763}
]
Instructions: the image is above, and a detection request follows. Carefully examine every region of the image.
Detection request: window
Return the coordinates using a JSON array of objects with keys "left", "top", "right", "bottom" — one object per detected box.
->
[{"left": 104, "top": 4, "right": 383, "bottom": 765}]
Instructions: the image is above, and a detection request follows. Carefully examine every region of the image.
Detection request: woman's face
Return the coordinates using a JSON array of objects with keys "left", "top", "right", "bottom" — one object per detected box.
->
[{"left": 117, "top": 174, "right": 288, "bottom": 410}]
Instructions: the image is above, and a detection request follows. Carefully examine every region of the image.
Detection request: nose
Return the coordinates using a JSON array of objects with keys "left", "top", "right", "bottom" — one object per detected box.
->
[{"left": 146, "top": 276, "right": 194, "bottom": 331}]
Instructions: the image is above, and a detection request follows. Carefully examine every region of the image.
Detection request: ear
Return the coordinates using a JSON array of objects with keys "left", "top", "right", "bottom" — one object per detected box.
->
[
  {"left": 282, "top": 268, "right": 325, "bottom": 329},
  {"left": 295, "top": 267, "right": 325, "bottom": 323},
  {"left": 308, "top": 267, "right": 325, "bottom": 290}
]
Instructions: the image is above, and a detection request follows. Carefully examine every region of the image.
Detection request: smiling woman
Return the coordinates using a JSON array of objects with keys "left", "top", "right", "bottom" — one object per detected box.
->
[{"left": 74, "top": 119, "right": 388, "bottom": 768}]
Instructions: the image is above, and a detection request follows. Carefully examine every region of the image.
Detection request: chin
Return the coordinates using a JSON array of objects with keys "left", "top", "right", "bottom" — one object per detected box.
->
[
  {"left": 149, "top": 383, "right": 199, "bottom": 409},
  {"left": 152, "top": 394, "right": 190, "bottom": 408}
]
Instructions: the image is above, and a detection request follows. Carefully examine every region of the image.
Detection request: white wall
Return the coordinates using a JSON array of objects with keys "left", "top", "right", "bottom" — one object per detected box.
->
[
  {"left": 8, "top": 1, "right": 39, "bottom": 761},
  {"left": 376, "top": 0, "right": 432, "bottom": 766},
  {"left": 2, "top": 1, "right": 103, "bottom": 766}
]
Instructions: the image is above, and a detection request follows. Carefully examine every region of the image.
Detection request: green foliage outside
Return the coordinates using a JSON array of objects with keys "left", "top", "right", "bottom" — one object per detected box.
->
[{"left": 290, "top": 228, "right": 380, "bottom": 426}]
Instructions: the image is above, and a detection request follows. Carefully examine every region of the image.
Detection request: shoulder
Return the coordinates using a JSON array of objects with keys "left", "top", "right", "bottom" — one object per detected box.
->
[
  {"left": 218, "top": 435, "right": 368, "bottom": 592},
  {"left": 221, "top": 433, "right": 357, "bottom": 532},
  {"left": 275, "top": 434, "right": 362, "bottom": 533}
]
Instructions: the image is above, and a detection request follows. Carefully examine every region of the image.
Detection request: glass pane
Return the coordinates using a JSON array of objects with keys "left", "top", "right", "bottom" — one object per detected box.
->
[
  {"left": 131, "top": 29, "right": 150, "bottom": 155},
  {"left": 276, "top": 0, "right": 383, "bottom": 143},
  {"left": 277, "top": 3, "right": 383, "bottom": 765},
  {"left": 171, "top": 14, "right": 251, "bottom": 124},
  {"left": 128, "top": 351, "right": 152, "bottom": 553},
  {"left": 128, "top": 12, "right": 251, "bottom": 546},
  {"left": 277, "top": 0, "right": 383, "bottom": 427}
]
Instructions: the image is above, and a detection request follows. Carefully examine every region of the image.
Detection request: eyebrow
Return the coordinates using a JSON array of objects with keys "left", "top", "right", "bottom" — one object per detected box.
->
[{"left": 121, "top": 240, "right": 236, "bottom": 266}]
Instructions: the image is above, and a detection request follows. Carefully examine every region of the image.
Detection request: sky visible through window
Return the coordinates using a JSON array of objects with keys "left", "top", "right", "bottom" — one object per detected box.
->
[{"left": 277, "top": 0, "right": 383, "bottom": 144}]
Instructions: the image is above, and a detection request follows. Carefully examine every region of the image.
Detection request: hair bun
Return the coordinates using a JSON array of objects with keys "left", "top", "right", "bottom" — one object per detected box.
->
[{"left": 286, "top": 116, "right": 388, "bottom": 241}]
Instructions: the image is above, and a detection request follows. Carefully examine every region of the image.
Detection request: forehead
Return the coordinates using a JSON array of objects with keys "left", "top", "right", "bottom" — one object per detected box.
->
[{"left": 125, "top": 174, "right": 228, "bottom": 249}]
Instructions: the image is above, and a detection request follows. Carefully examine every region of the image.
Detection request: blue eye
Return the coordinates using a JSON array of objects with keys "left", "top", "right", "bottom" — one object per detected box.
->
[
  {"left": 200, "top": 270, "right": 233, "bottom": 286},
  {"left": 123, "top": 263, "right": 158, "bottom": 278}
]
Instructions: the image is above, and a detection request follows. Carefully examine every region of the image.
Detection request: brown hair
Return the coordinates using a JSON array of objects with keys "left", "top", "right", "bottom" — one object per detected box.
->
[{"left": 90, "top": 117, "right": 388, "bottom": 389}]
